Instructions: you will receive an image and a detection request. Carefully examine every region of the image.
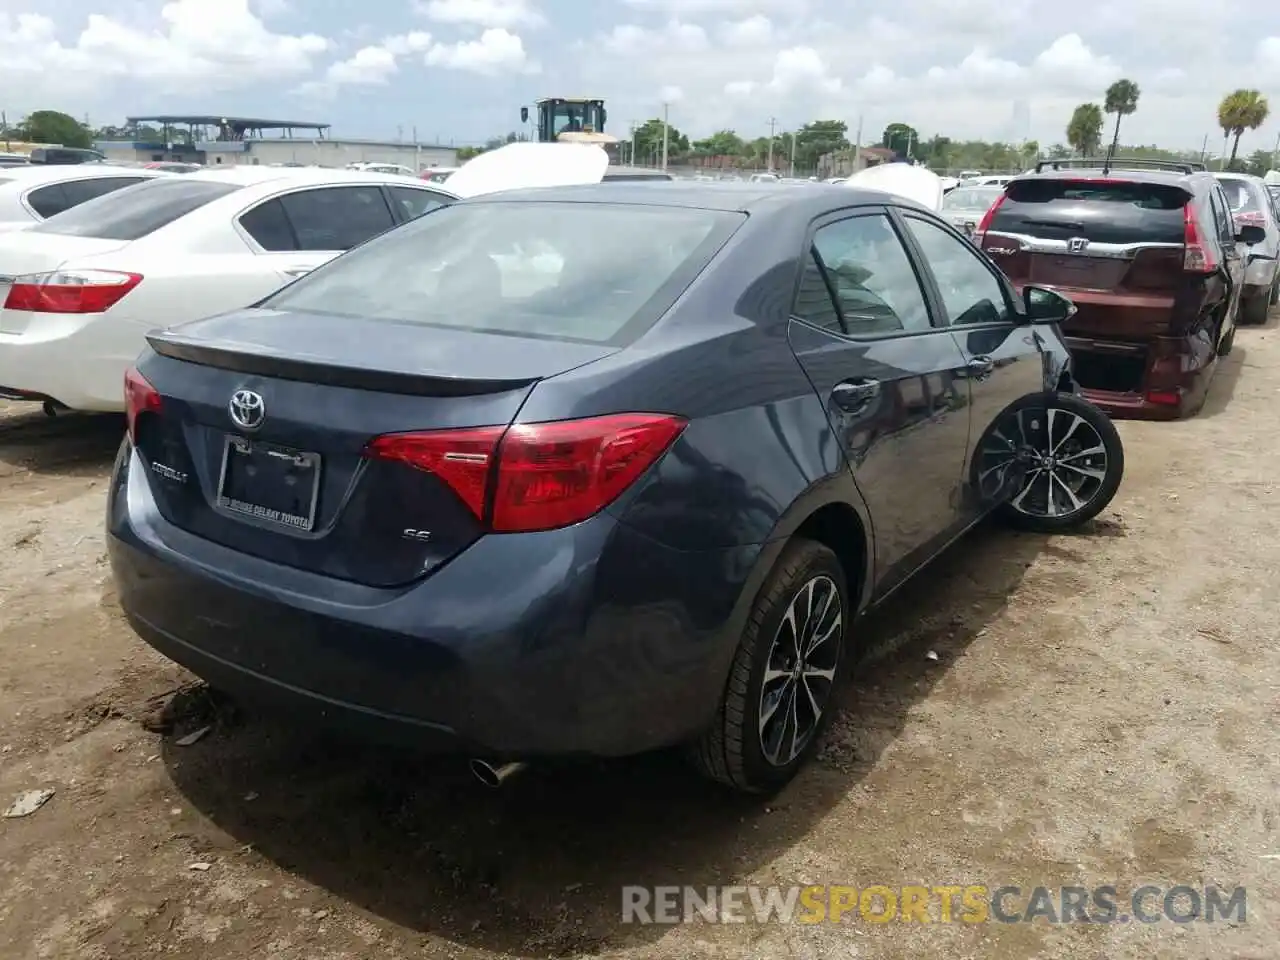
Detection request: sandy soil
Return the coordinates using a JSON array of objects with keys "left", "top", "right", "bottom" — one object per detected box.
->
[{"left": 1, "top": 317, "right": 1278, "bottom": 960}]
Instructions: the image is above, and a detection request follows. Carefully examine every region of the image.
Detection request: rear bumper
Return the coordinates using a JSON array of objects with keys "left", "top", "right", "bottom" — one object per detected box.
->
[
  {"left": 0, "top": 313, "right": 148, "bottom": 411},
  {"left": 107, "top": 442, "right": 758, "bottom": 758},
  {"left": 1065, "top": 331, "right": 1215, "bottom": 421}
]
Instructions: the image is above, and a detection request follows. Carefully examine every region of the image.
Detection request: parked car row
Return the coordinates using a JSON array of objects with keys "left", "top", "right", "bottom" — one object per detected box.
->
[{"left": 975, "top": 157, "right": 1275, "bottom": 420}]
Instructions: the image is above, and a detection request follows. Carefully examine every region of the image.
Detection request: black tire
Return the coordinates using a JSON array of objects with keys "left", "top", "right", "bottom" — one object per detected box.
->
[
  {"left": 980, "top": 391, "right": 1125, "bottom": 534},
  {"left": 1270, "top": 276, "right": 1279, "bottom": 306},
  {"left": 689, "top": 539, "right": 850, "bottom": 794},
  {"left": 1241, "top": 292, "right": 1269, "bottom": 325}
]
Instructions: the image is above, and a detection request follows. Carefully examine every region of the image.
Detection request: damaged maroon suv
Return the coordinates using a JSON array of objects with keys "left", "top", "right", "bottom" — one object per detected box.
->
[{"left": 976, "top": 159, "right": 1269, "bottom": 420}]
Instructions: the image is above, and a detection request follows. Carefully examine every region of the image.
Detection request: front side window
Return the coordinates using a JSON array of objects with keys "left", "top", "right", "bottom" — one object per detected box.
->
[
  {"left": 903, "top": 215, "right": 1013, "bottom": 326},
  {"left": 261, "top": 201, "right": 743, "bottom": 345}
]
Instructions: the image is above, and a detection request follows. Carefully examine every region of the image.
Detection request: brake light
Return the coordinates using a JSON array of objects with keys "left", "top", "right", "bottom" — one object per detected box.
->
[
  {"left": 972, "top": 192, "right": 1007, "bottom": 244},
  {"left": 365, "top": 413, "right": 687, "bottom": 533},
  {"left": 3, "top": 270, "right": 142, "bottom": 314},
  {"left": 124, "top": 366, "right": 161, "bottom": 443},
  {"left": 1182, "top": 205, "right": 1217, "bottom": 273}
]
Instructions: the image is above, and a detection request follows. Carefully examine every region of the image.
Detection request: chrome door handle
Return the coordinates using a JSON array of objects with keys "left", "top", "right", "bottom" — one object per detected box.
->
[
  {"left": 831, "top": 379, "right": 880, "bottom": 412},
  {"left": 963, "top": 356, "right": 995, "bottom": 380}
]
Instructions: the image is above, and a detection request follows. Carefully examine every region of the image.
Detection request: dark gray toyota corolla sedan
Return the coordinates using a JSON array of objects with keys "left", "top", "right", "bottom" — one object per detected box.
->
[{"left": 107, "top": 181, "right": 1124, "bottom": 794}]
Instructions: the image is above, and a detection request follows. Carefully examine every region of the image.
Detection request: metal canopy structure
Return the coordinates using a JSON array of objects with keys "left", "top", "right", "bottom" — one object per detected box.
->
[{"left": 125, "top": 115, "right": 330, "bottom": 140}]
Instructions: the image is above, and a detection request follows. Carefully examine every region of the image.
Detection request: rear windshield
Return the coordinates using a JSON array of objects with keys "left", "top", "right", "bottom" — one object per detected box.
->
[
  {"left": 31, "top": 178, "right": 243, "bottom": 240},
  {"left": 262, "top": 201, "right": 745, "bottom": 345},
  {"left": 992, "top": 178, "right": 1190, "bottom": 245},
  {"left": 1217, "top": 178, "right": 1262, "bottom": 214}
]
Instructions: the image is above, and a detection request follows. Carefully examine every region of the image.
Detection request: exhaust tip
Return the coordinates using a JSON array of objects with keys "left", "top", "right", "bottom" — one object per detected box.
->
[{"left": 469, "top": 759, "right": 526, "bottom": 788}]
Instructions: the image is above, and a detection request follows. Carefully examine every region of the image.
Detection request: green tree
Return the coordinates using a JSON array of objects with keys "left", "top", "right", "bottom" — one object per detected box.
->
[
  {"left": 1217, "top": 89, "right": 1270, "bottom": 166},
  {"left": 881, "top": 122, "right": 919, "bottom": 157},
  {"left": 790, "top": 120, "right": 849, "bottom": 170},
  {"left": 18, "top": 110, "right": 92, "bottom": 148},
  {"left": 1246, "top": 148, "right": 1275, "bottom": 176},
  {"left": 632, "top": 117, "right": 689, "bottom": 163},
  {"left": 1103, "top": 79, "right": 1140, "bottom": 160},
  {"left": 691, "top": 129, "right": 745, "bottom": 158},
  {"left": 1066, "top": 103, "right": 1104, "bottom": 156}
]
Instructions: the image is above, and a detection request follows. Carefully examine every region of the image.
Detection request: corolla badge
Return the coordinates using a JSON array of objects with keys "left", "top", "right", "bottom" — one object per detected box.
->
[{"left": 229, "top": 389, "right": 266, "bottom": 431}]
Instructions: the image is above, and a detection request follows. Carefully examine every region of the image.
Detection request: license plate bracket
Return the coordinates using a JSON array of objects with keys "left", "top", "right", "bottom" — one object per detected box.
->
[{"left": 216, "top": 435, "right": 321, "bottom": 532}]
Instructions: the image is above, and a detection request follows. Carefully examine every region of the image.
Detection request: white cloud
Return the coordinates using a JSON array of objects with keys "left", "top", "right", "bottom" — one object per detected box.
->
[
  {"left": 296, "top": 31, "right": 433, "bottom": 96},
  {"left": 720, "top": 16, "right": 773, "bottom": 46},
  {"left": 0, "top": 0, "right": 328, "bottom": 104},
  {"left": 424, "top": 28, "right": 536, "bottom": 75},
  {"left": 601, "top": 21, "right": 708, "bottom": 56},
  {"left": 413, "top": 0, "right": 544, "bottom": 29}
]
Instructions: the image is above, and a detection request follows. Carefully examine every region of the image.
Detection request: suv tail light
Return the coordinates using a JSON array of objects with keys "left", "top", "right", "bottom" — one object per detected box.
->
[
  {"left": 124, "top": 366, "right": 161, "bottom": 443},
  {"left": 972, "top": 192, "right": 1007, "bottom": 245},
  {"left": 365, "top": 413, "right": 687, "bottom": 533},
  {"left": 1182, "top": 205, "right": 1217, "bottom": 273},
  {"left": 3, "top": 270, "right": 142, "bottom": 314}
]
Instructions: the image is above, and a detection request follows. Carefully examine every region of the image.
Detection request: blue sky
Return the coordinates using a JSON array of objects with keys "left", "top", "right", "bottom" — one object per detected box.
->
[{"left": 4, "top": 0, "right": 1280, "bottom": 152}]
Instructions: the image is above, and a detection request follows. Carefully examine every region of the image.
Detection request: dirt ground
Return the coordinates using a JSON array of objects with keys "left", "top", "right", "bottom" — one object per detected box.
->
[{"left": 1, "top": 318, "right": 1278, "bottom": 960}]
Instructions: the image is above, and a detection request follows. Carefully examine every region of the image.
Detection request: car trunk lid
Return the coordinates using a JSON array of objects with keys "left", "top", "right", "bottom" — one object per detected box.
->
[
  {"left": 133, "top": 308, "right": 618, "bottom": 587},
  {"left": 981, "top": 177, "right": 1196, "bottom": 339}
]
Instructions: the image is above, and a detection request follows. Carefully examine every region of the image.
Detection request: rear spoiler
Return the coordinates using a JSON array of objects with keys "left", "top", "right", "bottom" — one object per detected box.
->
[{"left": 1034, "top": 157, "right": 1205, "bottom": 175}]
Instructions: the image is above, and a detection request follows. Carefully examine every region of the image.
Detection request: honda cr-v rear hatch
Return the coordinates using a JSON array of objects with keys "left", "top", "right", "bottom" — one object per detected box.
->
[{"left": 980, "top": 176, "right": 1198, "bottom": 339}]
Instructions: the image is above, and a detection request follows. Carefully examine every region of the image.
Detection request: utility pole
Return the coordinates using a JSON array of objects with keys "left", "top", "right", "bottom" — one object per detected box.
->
[
  {"left": 766, "top": 116, "right": 777, "bottom": 172},
  {"left": 630, "top": 122, "right": 638, "bottom": 166},
  {"left": 853, "top": 114, "right": 863, "bottom": 172},
  {"left": 661, "top": 102, "right": 670, "bottom": 171},
  {"left": 789, "top": 131, "right": 797, "bottom": 177},
  {"left": 1271, "top": 130, "right": 1280, "bottom": 171},
  {"left": 1200, "top": 132, "right": 1209, "bottom": 165}
]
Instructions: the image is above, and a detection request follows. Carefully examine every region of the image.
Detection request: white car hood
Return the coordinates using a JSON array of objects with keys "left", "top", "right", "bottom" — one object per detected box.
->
[
  {"left": 445, "top": 142, "right": 611, "bottom": 199},
  {"left": 845, "top": 164, "right": 944, "bottom": 212}
]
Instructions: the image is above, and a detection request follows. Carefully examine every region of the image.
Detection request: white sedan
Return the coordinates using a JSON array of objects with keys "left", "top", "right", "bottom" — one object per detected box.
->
[
  {"left": 0, "top": 166, "right": 456, "bottom": 412},
  {"left": 0, "top": 164, "right": 171, "bottom": 230}
]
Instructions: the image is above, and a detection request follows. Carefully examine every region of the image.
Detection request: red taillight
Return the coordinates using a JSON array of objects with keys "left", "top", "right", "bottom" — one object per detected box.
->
[
  {"left": 124, "top": 366, "right": 161, "bottom": 443},
  {"left": 972, "top": 192, "right": 1007, "bottom": 244},
  {"left": 3, "top": 270, "right": 142, "bottom": 314},
  {"left": 1145, "top": 389, "right": 1181, "bottom": 407},
  {"left": 1182, "top": 205, "right": 1217, "bottom": 274},
  {"left": 365, "top": 413, "right": 687, "bottom": 533}
]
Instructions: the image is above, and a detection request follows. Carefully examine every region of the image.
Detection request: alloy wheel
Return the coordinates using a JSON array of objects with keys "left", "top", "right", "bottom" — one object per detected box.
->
[
  {"left": 976, "top": 406, "right": 1109, "bottom": 519},
  {"left": 758, "top": 575, "right": 843, "bottom": 768}
]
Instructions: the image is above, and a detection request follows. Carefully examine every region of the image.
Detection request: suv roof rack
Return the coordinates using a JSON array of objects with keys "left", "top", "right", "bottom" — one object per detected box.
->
[{"left": 1034, "top": 157, "right": 1205, "bottom": 175}]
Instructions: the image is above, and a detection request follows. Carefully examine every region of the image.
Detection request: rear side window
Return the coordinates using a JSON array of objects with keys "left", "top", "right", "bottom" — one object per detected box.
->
[
  {"left": 31, "top": 178, "right": 242, "bottom": 240},
  {"left": 278, "top": 186, "right": 397, "bottom": 251},
  {"left": 261, "top": 201, "right": 744, "bottom": 345},
  {"left": 992, "top": 178, "right": 1191, "bottom": 245},
  {"left": 239, "top": 199, "right": 296, "bottom": 251},
  {"left": 26, "top": 184, "right": 72, "bottom": 218}
]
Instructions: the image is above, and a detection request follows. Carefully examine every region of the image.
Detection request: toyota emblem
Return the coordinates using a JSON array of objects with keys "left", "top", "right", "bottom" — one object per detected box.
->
[{"left": 229, "top": 389, "right": 265, "bottom": 431}]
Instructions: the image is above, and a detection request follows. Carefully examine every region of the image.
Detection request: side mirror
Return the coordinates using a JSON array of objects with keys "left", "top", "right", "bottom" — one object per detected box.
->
[
  {"left": 520, "top": 106, "right": 529, "bottom": 124},
  {"left": 1236, "top": 224, "right": 1266, "bottom": 246},
  {"left": 1022, "top": 284, "right": 1076, "bottom": 324}
]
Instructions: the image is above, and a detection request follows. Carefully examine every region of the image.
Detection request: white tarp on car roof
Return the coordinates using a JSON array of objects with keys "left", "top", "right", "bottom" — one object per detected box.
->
[
  {"left": 844, "top": 163, "right": 945, "bottom": 212},
  {"left": 445, "top": 142, "right": 611, "bottom": 199}
]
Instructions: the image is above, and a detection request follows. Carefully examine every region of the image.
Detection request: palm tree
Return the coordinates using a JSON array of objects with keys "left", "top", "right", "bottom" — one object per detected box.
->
[
  {"left": 1103, "top": 79, "right": 1141, "bottom": 161},
  {"left": 1218, "top": 89, "right": 1271, "bottom": 167},
  {"left": 1066, "top": 103, "right": 1104, "bottom": 157}
]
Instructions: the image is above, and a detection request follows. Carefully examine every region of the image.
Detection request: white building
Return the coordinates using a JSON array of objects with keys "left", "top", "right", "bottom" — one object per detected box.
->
[{"left": 94, "top": 114, "right": 457, "bottom": 172}]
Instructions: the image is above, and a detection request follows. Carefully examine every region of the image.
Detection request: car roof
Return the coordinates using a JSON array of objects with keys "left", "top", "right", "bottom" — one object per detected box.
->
[
  {"left": 460, "top": 180, "right": 926, "bottom": 215},
  {"left": 0, "top": 164, "right": 169, "bottom": 185},
  {"left": 183, "top": 166, "right": 445, "bottom": 190}
]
